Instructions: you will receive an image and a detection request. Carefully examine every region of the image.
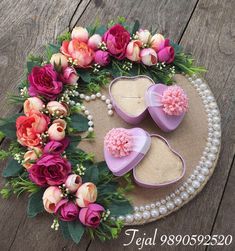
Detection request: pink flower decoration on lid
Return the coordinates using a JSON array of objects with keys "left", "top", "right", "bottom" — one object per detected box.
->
[
  {"left": 104, "top": 128, "right": 134, "bottom": 158},
  {"left": 161, "top": 85, "right": 188, "bottom": 116}
]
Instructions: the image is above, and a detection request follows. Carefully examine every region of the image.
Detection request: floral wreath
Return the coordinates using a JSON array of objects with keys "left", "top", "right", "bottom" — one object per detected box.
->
[{"left": 0, "top": 17, "right": 205, "bottom": 244}]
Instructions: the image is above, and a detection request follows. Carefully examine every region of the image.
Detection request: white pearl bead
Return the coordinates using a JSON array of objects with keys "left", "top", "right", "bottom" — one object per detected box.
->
[
  {"left": 101, "top": 95, "right": 106, "bottom": 101},
  {"left": 156, "top": 201, "right": 161, "bottom": 207},
  {"left": 87, "top": 115, "right": 93, "bottom": 120},
  {"left": 210, "top": 146, "right": 218, "bottom": 153},
  {"left": 170, "top": 193, "right": 176, "bottom": 199},
  {"left": 96, "top": 92, "right": 101, "bottom": 98},
  {"left": 91, "top": 94, "right": 96, "bottom": 100},
  {"left": 213, "top": 116, "right": 220, "bottom": 123},
  {"left": 88, "top": 127, "right": 94, "bottom": 132},
  {"left": 150, "top": 203, "right": 156, "bottom": 209},
  {"left": 212, "top": 139, "right": 220, "bottom": 146},
  {"left": 159, "top": 205, "right": 167, "bottom": 215},
  {"left": 81, "top": 105, "right": 86, "bottom": 111},
  {"left": 139, "top": 206, "right": 145, "bottom": 212},
  {"left": 108, "top": 110, "right": 113, "bottom": 116},
  {"left": 161, "top": 199, "right": 166, "bottom": 204},
  {"left": 195, "top": 78, "right": 203, "bottom": 85},
  {"left": 134, "top": 213, "right": 142, "bottom": 221},
  {"left": 166, "top": 201, "right": 175, "bottom": 210},
  {"left": 179, "top": 186, "right": 185, "bottom": 191},
  {"left": 107, "top": 104, "right": 113, "bottom": 109},
  {"left": 187, "top": 186, "right": 195, "bottom": 194},
  {"left": 174, "top": 197, "right": 182, "bottom": 206},
  {"left": 150, "top": 209, "right": 159, "bottom": 218},
  {"left": 80, "top": 94, "right": 85, "bottom": 99},
  {"left": 192, "top": 180, "right": 200, "bottom": 189},
  {"left": 105, "top": 99, "right": 111, "bottom": 104},
  {"left": 84, "top": 110, "right": 90, "bottom": 115},
  {"left": 208, "top": 153, "right": 216, "bottom": 161},
  {"left": 180, "top": 191, "right": 189, "bottom": 200},
  {"left": 134, "top": 206, "right": 139, "bottom": 212},
  {"left": 125, "top": 214, "right": 134, "bottom": 223},
  {"left": 193, "top": 170, "right": 199, "bottom": 176},
  {"left": 201, "top": 168, "right": 209, "bottom": 176},
  {"left": 204, "top": 160, "right": 213, "bottom": 168},
  {"left": 118, "top": 216, "right": 124, "bottom": 221},
  {"left": 85, "top": 96, "right": 90, "bottom": 102},
  {"left": 200, "top": 84, "right": 207, "bottom": 90},
  {"left": 145, "top": 204, "right": 151, "bottom": 210},
  {"left": 197, "top": 174, "right": 205, "bottom": 182},
  {"left": 88, "top": 121, "right": 93, "bottom": 126},
  {"left": 142, "top": 211, "right": 151, "bottom": 220},
  {"left": 214, "top": 131, "right": 221, "bottom": 138},
  {"left": 211, "top": 109, "right": 219, "bottom": 115}
]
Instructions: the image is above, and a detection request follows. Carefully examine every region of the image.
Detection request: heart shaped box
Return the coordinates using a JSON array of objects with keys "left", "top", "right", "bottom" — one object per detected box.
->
[
  {"left": 145, "top": 84, "right": 186, "bottom": 132},
  {"left": 104, "top": 128, "right": 186, "bottom": 188},
  {"left": 109, "top": 75, "right": 155, "bottom": 124}
]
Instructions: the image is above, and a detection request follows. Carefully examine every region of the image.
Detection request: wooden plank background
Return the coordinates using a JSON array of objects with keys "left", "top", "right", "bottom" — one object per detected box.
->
[{"left": 0, "top": 0, "right": 234, "bottom": 250}]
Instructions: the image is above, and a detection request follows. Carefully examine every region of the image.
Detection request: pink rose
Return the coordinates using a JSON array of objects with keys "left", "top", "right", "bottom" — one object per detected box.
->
[
  {"left": 103, "top": 24, "right": 130, "bottom": 59},
  {"left": 157, "top": 39, "right": 175, "bottom": 64},
  {"left": 28, "top": 64, "right": 63, "bottom": 100},
  {"left": 59, "top": 66, "right": 79, "bottom": 85},
  {"left": 71, "top": 27, "right": 89, "bottom": 43},
  {"left": 29, "top": 154, "right": 71, "bottom": 186},
  {"left": 140, "top": 48, "right": 158, "bottom": 66},
  {"left": 125, "top": 40, "right": 142, "bottom": 62},
  {"left": 75, "top": 182, "right": 97, "bottom": 207},
  {"left": 43, "top": 186, "right": 63, "bottom": 213},
  {"left": 50, "top": 53, "right": 68, "bottom": 69},
  {"left": 55, "top": 199, "right": 79, "bottom": 222},
  {"left": 43, "top": 138, "right": 69, "bottom": 155},
  {"left": 136, "top": 29, "right": 151, "bottom": 44},
  {"left": 16, "top": 112, "right": 50, "bottom": 148},
  {"left": 88, "top": 34, "right": 102, "bottom": 50},
  {"left": 47, "top": 101, "right": 68, "bottom": 117},
  {"left": 65, "top": 174, "right": 82, "bottom": 193},
  {"left": 79, "top": 203, "right": 105, "bottom": 228},
  {"left": 61, "top": 39, "right": 94, "bottom": 68},
  {"left": 48, "top": 119, "right": 67, "bottom": 141},
  {"left": 23, "top": 147, "right": 42, "bottom": 169},
  {"left": 23, "top": 97, "right": 44, "bottom": 116},
  {"left": 150, "top": 33, "right": 165, "bottom": 52},
  {"left": 94, "top": 50, "right": 110, "bottom": 66}
]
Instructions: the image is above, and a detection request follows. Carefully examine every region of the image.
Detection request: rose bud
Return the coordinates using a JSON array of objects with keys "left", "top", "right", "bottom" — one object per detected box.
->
[
  {"left": 76, "top": 182, "right": 97, "bottom": 207},
  {"left": 158, "top": 46, "right": 175, "bottom": 64},
  {"left": 55, "top": 199, "right": 79, "bottom": 221},
  {"left": 140, "top": 48, "right": 158, "bottom": 66},
  {"left": 47, "top": 101, "right": 68, "bottom": 117},
  {"left": 136, "top": 29, "right": 151, "bottom": 44},
  {"left": 94, "top": 50, "right": 110, "bottom": 66},
  {"left": 43, "top": 138, "right": 69, "bottom": 155},
  {"left": 43, "top": 186, "right": 63, "bottom": 213},
  {"left": 125, "top": 40, "right": 142, "bottom": 62},
  {"left": 65, "top": 174, "right": 82, "bottom": 193},
  {"left": 24, "top": 97, "right": 44, "bottom": 116},
  {"left": 50, "top": 53, "right": 68, "bottom": 69},
  {"left": 88, "top": 34, "right": 102, "bottom": 50},
  {"left": 79, "top": 203, "right": 105, "bottom": 228},
  {"left": 48, "top": 119, "right": 67, "bottom": 141},
  {"left": 23, "top": 147, "right": 42, "bottom": 169},
  {"left": 71, "top": 26, "right": 89, "bottom": 43},
  {"left": 150, "top": 33, "right": 165, "bottom": 52},
  {"left": 59, "top": 66, "right": 79, "bottom": 85}
]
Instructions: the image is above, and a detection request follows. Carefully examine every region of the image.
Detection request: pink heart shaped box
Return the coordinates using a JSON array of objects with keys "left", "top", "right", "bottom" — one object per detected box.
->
[
  {"left": 109, "top": 75, "right": 155, "bottom": 124},
  {"left": 145, "top": 84, "right": 186, "bottom": 132},
  {"left": 104, "top": 128, "right": 186, "bottom": 188}
]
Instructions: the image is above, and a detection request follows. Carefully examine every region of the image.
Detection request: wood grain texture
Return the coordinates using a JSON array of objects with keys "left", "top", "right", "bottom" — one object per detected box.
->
[{"left": 0, "top": 1, "right": 91, "bottom": 250}]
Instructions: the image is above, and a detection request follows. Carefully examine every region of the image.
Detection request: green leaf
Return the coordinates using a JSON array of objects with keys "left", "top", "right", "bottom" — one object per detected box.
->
[
  {"left": 76, "top": 69, "right": 92, "bottom": 83},
  {"left": 70, "top": 113, "right": 88, "bottom": 132},
  {"left": 96, "top": 25, "right": 107, "bottom": 35},
  {"left": 67, "top": 221, "right": 85, "bottom": 244},
  {"left": 132, "top": 20, "right": 140, "bottom": 34},
  {"left": 109, "top": 200, "right": 133, "bottom": 217},
  {"left": 2, "top": 159, "right": 23, "bottom": 177},
  {"left": 27, "top": 189, "right": 45, "bottom": 217},
  {"left": 170, "top": 40, "right": 182, "bottom": 54},
  {"left": 67, "top": 135, "right": 82, "bottom": 150},
  {"left": 60, "top": 221, "right": 72, "bottom": 240},
  {"left": 27, "top": 61, "right": 40, "bottom": 73},
  {"left": 83, "top": 164, "right": 99, "bottom": 184}
]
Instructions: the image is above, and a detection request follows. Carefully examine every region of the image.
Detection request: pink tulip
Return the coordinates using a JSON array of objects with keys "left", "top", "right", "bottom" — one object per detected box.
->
[
  {"left": 157, "top": 39, "right": 175, "bottom": 63},
  {"left": 59, "top": 66, "right": 79, "bottom": 85},
  {"left": 24, "top": 97, "right": 44, "bottom": 116},
  {"left": 47, "top": 101, "right": 68, "bottom": 117},
  {"left": 88, "top": 34, "right": 102, "bottom": 50},
  {"left": 140, "top": 48, "right": 158, "bottom": 66},
  {"left": 43, "top": 186, "right": 63, "bottom": 213},
  {"left": 23, "top": 147, "right": 42, "bottom": 169},
  {"left": 94, "top": 50, "right": 110, "bottom": 66},
  {"left": 50, "top": 53, "right": 68, "bottom": 68},
  {"left": 76, "top": 182, "right": 97, "bottom": 207},
  {"left": 55, "top": 199, "right": 79, "bottom": 221},
  {"left": 65, "top": 174, "right": 82, "bottom": 193},
  {"left": 125, "top": 40, "right": 142, "bottom": 62},
  {"left": 48, "top": 119, "right": 67, "bottom": 141},
  {"left": 150, "top": 33, "right": 165, "bottom": 52},
  {"left": 71, "top": 26, "right": 89, "bottom": 43},
  {"left": 136, "top": 29, "right": 151, "bottom": 44}
]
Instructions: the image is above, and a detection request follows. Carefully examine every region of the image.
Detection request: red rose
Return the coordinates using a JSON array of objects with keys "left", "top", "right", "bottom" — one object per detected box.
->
[{"left": 103, "top": 24, "right": 130, "bottom": 59}]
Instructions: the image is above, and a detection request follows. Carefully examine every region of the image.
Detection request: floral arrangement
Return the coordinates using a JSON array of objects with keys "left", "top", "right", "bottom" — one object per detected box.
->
[{"left": 0, "top": 17, "right": 204, "bottom": 244}]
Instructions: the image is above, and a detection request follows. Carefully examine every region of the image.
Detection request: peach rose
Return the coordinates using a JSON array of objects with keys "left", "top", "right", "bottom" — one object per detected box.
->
[
  {"left": 65, "top": 174, "right": 82, "bottom": 193},
  {"left": 23, "top": 147, "right": 42, "bottom": 169},
  {"left": 150, "top": 33, "right": 165, "bottom": 52},
  {"left": 16, "top": 112, "right": 50, "bottom": 147},
  {"left": 140, "top": 48, "right": 158, "bottom": 66},
  {"left": 75, "top": 182, "right": 97, "bottom": 207},
  {"left": 47, "top": 101, "right": 68, "bottom": 117},
  {"left": 136, "top": 29, "right": 151, "bottom": 44},
  {"left": 71, "top": 27, "right": 89, "bottom": 43},
  {"left": 24, "top": 97, "right": 44, "bottom": 116},
  {"left": 50, "top": 53, "right": 68, "bottom": 69},
  {"left": 60, "top": 39, "right": 94, "bottom": 68},
  {"left": 125, "top": 40, "right": 142, "bottom": 62},
  {"left": 48, "top": 119, "right": 67, "bottom": 141},
  {"left": 43, "top": 186, "right": 63, "bottom": 213},
  {"left": 88, "top": 34, "right": 102, "bottom": 50}
]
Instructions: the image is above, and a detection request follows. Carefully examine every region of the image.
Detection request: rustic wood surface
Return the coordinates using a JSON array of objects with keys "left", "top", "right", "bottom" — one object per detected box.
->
[{"left": 0, "top": 0, "right": 234, "bottom": 250}]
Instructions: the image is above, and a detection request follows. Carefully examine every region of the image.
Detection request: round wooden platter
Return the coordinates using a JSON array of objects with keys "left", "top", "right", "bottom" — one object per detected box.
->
[{"left": 79, "top": 74, "right": 221, "bottom": 225}]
